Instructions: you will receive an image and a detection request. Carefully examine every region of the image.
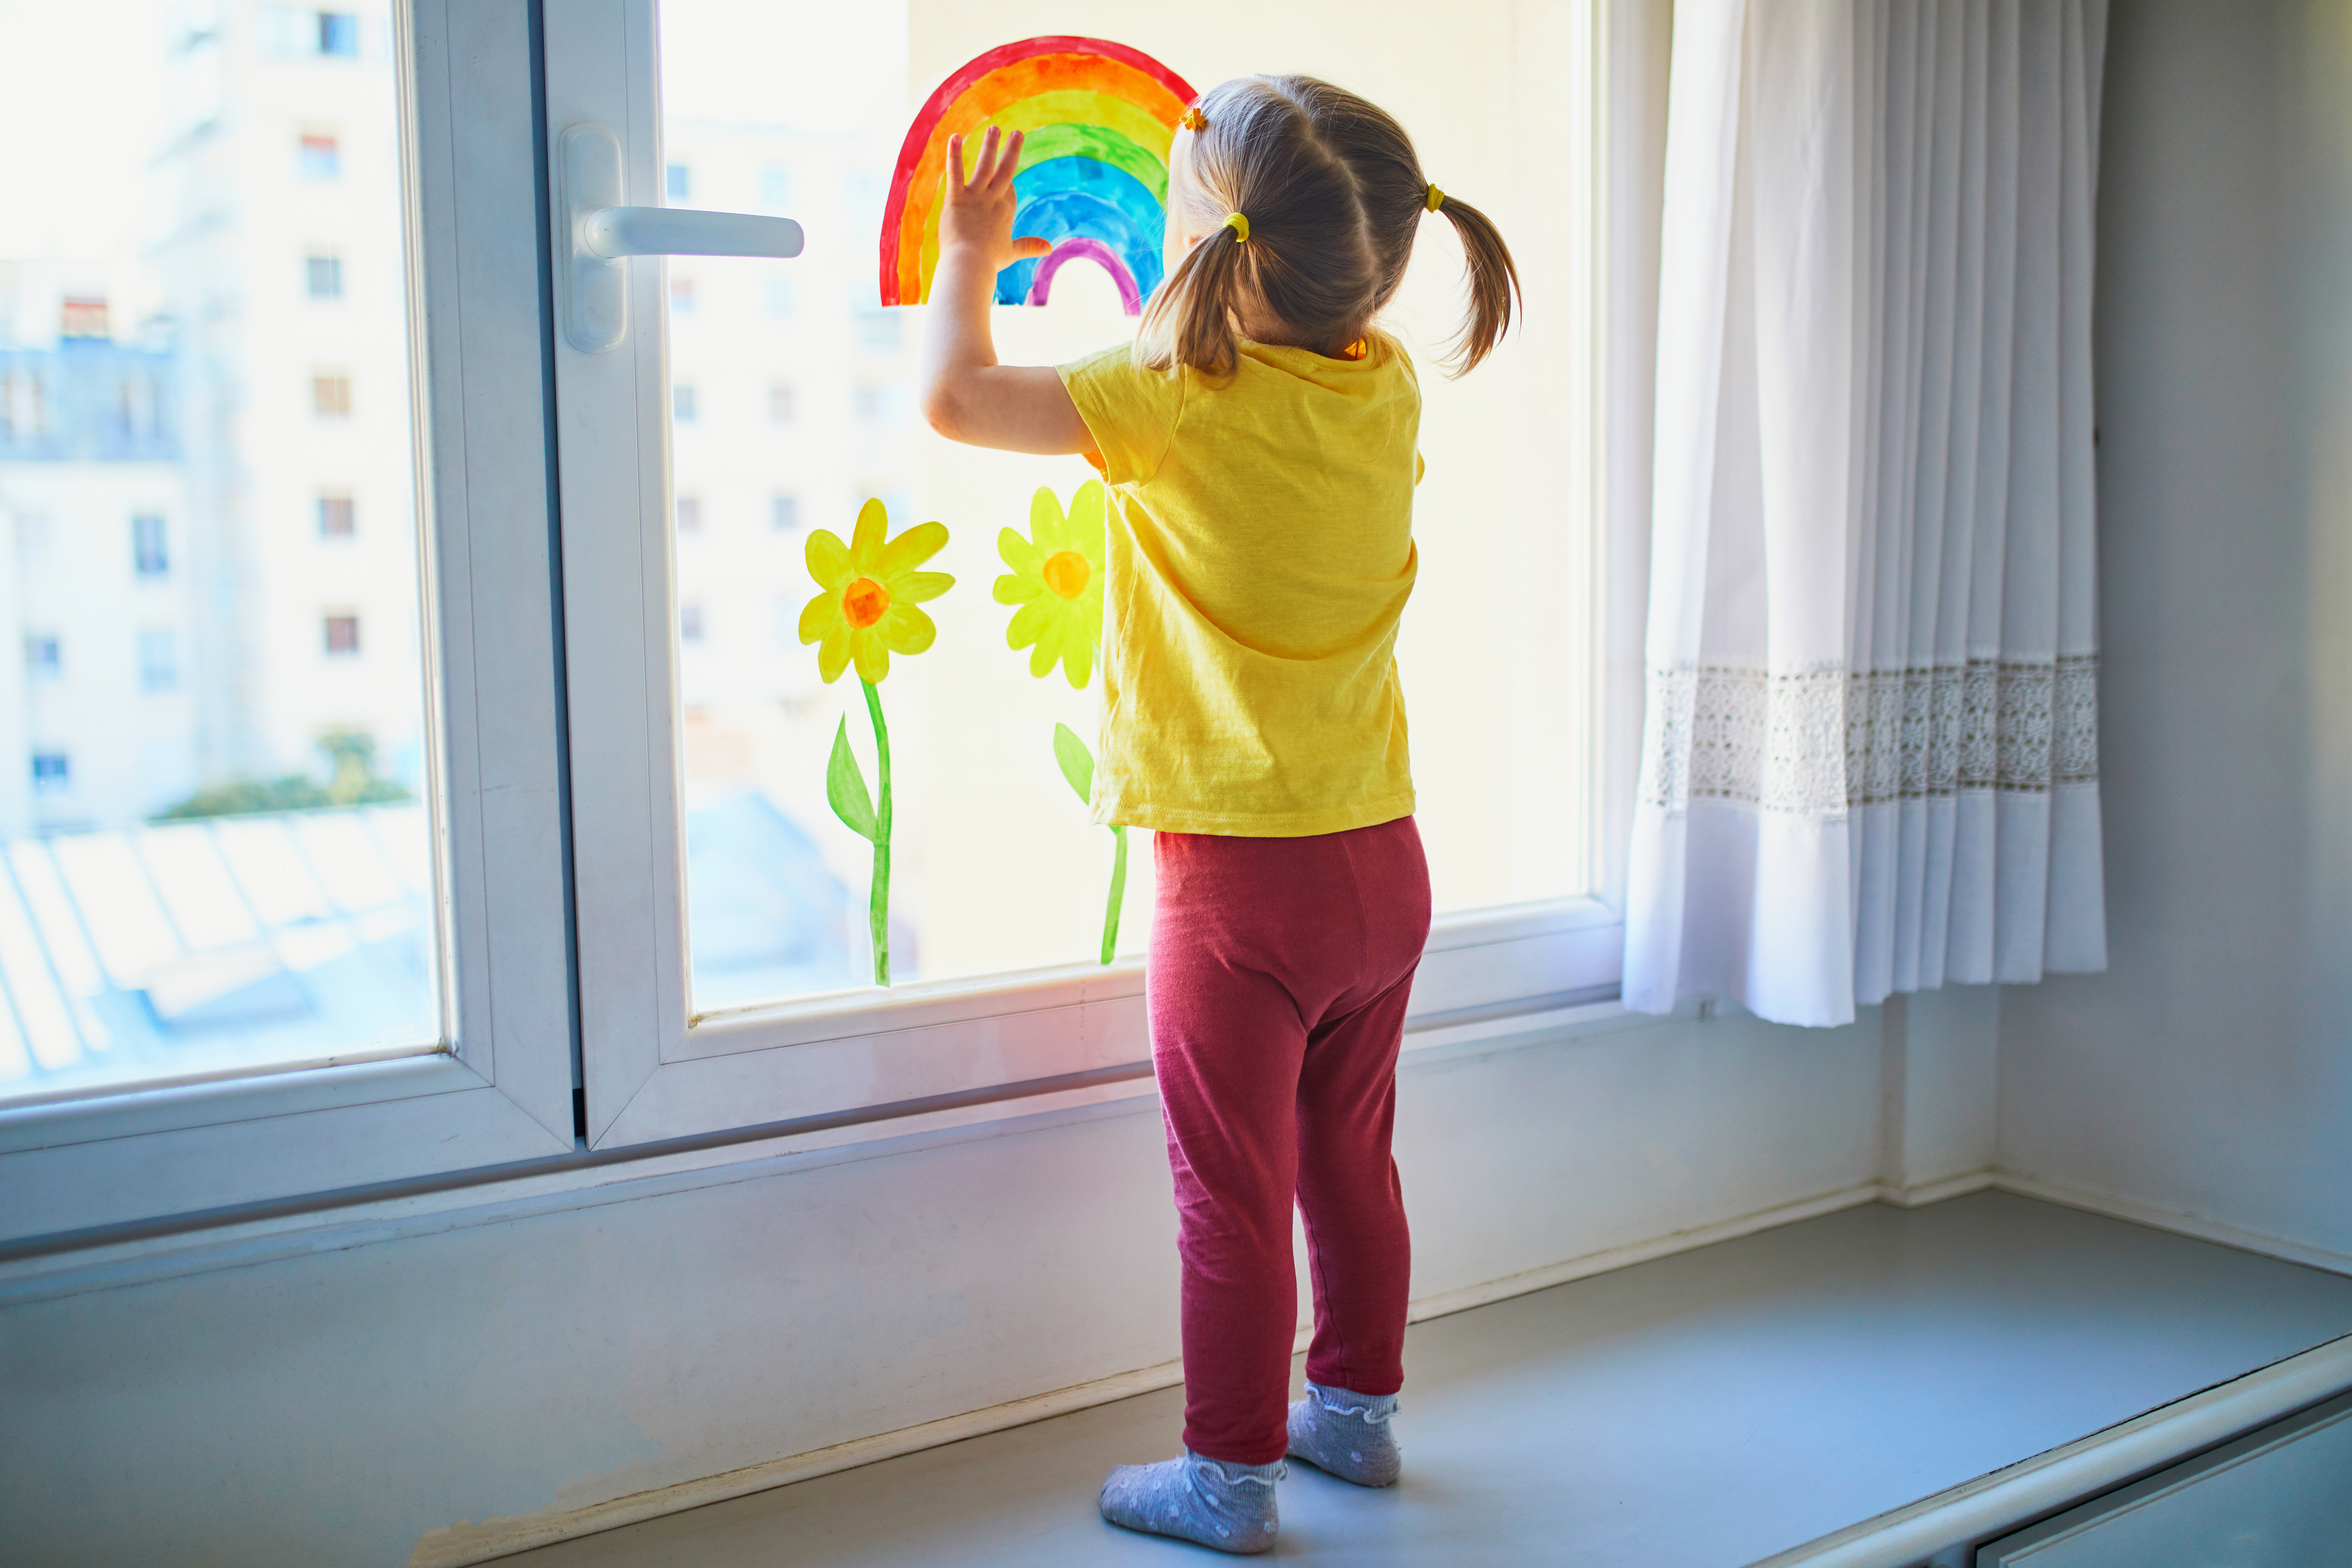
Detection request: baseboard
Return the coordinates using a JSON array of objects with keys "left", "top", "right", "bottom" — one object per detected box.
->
[
  {"left": 1876, "top": 1169, "right": 1999, "bottom": 1208},
  {"left": 413, "top": 1180, "right": 1891, "bottom": 1566},
  {"left": 1989, "top": 1172, "right": 2352, "bottom": 1277},
  {"left": 409, "top": 1357, "right": 1193, "bottom": 1568}
]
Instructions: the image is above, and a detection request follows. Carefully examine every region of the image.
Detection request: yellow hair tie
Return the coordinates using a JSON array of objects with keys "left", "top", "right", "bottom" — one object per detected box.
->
[
  {"left": 1222, "top": 211, "right": 1250, "bottom": 243},
  {"left": 1180, "top": 106, "right": 1207, "bottom": 132},
  {"left": 1425, "top": 184, "right": 1446, "bottom": 213}
]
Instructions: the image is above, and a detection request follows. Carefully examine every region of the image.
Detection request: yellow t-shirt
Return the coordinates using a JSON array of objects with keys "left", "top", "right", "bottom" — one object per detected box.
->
[{"left": 1058, "top": 334, "right": 1422, "bottom": 837}]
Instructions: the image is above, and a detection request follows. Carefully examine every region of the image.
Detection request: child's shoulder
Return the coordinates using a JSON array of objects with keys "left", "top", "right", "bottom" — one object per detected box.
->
[
  {"left": 1360, "top": 329, "right": 1420, "bottom": 387},
  {"left": 1061, "top": 340, "right": 1186, "bottom": 405},
  {"left": 1058, "top": 341, "right": 1188, "bottom": 486}
]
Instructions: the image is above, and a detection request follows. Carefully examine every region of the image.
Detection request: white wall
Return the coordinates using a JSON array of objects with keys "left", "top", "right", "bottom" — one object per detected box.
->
[
  {"left": 0, "top": 1007, "right": 1896, "bottom": 1567},
  {"left": 1996, "top": 0, "right": 2352, "bottom": 1264}
]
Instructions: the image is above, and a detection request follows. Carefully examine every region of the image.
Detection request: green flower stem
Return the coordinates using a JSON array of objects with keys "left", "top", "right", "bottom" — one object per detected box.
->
[
  {"left": 862, "top": 678, "right": 893, "bottom": 986},
  {"left": 1099, "top": 824, "right": 1129, "bottom": 966}
]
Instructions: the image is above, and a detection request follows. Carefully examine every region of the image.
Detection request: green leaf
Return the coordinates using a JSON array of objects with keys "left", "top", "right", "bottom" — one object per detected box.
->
[
  {"left": 1052, "top": 723, "right": 1095, "bottom": 805},
  {"left": 827, "top": 717, "right": 877, "bottom": 840}
]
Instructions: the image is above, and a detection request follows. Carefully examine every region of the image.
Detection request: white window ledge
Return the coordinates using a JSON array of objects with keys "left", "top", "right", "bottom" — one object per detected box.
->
[{"left": 0, "top": 976, "right": 1637, "bottom": 1289}]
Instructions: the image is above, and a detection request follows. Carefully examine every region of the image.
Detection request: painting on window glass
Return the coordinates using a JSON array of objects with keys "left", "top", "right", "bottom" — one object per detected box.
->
[
  {"left": 663, "top": 0, "right": 1589, "bottom": 1012},
  {"left": 0, "top": 0, "right": 441, "bottom": 1102}
]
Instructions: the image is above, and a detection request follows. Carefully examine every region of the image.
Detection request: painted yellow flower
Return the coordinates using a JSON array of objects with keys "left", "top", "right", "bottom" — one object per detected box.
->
[
  {"left": 798, "top": 497, "right": 954, "bottom": 685},
  {"left": 994, "top": 481, "right": 1106, "bottom": 688}
]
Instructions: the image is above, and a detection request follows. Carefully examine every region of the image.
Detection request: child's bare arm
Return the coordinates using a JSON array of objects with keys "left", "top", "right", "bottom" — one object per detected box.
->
[{"left": 917, "top": 127, "right": 1096, "bottom": 455}]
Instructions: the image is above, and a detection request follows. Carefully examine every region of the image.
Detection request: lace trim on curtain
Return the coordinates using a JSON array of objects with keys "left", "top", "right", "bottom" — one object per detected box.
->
[{"left": 1640, "top": 656, "right": 2099, "bottom": 817}]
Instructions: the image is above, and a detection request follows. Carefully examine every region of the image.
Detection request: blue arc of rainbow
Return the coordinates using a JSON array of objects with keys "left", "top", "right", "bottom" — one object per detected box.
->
[{"left": 998, "top": 158, "right": 1164, "bottom": 312}]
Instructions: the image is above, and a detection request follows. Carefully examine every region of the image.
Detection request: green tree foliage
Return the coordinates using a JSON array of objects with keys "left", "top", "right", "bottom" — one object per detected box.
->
[
  {"left": 318, "top": 731, "right": 412, "bottom": 807},
  {"left": 154, "top": 731, "right": 413, "bottom": 821}
]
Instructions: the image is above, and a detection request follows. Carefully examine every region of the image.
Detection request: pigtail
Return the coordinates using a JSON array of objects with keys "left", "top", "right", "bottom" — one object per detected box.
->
[
  {"left": 1433, "top": 195, "right": 1521, "bottom": 375},
  {"left": 1140, "top": 220, "right": 1251, "bottom": 380}
]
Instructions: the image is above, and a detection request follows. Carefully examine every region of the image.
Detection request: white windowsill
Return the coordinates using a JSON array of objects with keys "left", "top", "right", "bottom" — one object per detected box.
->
[
  {"left": 0, "top": 984, "right": 1643, "bottom": 1302},
  {"left": 591, "top": 895, "right": 1626, "bottom": 1148},
  {"left": 0, "top": 1050, "right": 487, "bottom": 1157}
]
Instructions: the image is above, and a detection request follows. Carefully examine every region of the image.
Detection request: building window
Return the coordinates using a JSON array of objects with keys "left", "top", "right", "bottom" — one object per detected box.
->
[
  {"left": 768, "top": 384, "right": 795, "bottom": 424},
  {"left": 765, "top": 275, "right": 793, "bottom": 319},
  {"left": 313, "top": 374, "right": 352, "bottom": 417},
  {"left": 771, "top": 494, "right": 798, "bottom": 533},
  {"left": 669, "top": 277, "right": 696, "bottom": 315},
  {"left": 665, "top": 163, "right": 690, "bottom": 202},
  {"left": 306, "top": 253, "right": 343, "bottom": 298},
  {"left": 676, "top": 496, "right": 702, "bottom": 533},
  {"left": 132, "top": 514, "right": 169, "bottom": 577},
  {"left": 672, "top": 384, "right": 697, "bottom": 423},
  {"left": 854, "top": 384, "right": 905, "bottom": 424},
  {"left": 12, "top": 513, "right": 50, "bottom": 565},
  {"left": 854, "top": 309, "right": 902, "bottom": 352},
  {"left": 1, "top": 371, "right": 46, "bottom": 445},
  {"left": 139, "top": 629, "right": 179, "bottom": 693},
  {"left": 25, "top": 635, "right": 61, "bottom": 680},
  {"left": 318, "top": 494, "right": 356, "bottom": 537},
  {"left": 316, "top": 11, "right": 359, "bottom": 56},
  {"left": 30, "top": 753, "right": 69, "bottom": 794},
  {"left": 299, "top": 133, "right": 341, "bottom": 180},
  {"left": 118, "top": 375, "right": 162, "bottom": 443},
  {"left": 679, "top": 604, "right": 705, "bottom": 644},
  {"left": 846, "top": 172, "right": 886, "bottom": 221},
  {"left": 59, "top": 297, "right": 110, "bottom": 339},
  {"left": 760, "top": 166, "right": 791, "bottom": 211},
  {"left": 324, "top": 614, "right": 360, "bottom": 656}
]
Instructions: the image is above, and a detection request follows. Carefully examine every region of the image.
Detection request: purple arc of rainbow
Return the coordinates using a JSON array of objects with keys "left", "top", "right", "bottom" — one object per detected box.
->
[{"left": 1026, "top": 237, "right": 1143, "bottom": 315}]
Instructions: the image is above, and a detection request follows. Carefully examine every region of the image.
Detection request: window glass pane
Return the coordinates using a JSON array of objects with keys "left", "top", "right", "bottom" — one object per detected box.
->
[
  {"left": 0, "top": 0, "right": 442, "bottom": 1102},
  {"left": 661, "top": 1, "right": 1588, "bottom": 1011}
]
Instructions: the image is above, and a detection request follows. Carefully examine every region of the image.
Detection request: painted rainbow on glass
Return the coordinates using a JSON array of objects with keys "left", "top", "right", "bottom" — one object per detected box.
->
[{"left": 880, "top": 36, "right": 1196, "bottom": 316}]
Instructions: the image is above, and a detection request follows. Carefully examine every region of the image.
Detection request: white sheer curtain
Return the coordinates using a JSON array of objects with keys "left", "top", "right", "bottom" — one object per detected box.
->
[{"left": 1626, "top": 0, "right": 2108, "bottom": 1028}]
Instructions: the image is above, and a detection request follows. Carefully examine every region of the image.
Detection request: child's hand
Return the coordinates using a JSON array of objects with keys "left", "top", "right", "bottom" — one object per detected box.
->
[
  {"left": 941, "top": 127, "right": 1051, "bottom": 274},
  {"left": 917, "top": 124, "right": 1090, "bottom": 457}
]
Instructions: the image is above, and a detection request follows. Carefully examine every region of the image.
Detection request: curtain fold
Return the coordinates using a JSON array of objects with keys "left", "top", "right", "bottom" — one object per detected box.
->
[{"left": 1626, "top": 0, "right": 2107, "bottom": 1028}]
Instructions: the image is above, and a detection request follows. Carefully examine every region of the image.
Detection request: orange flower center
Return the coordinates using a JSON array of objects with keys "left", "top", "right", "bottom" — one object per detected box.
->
[
  {"left": 1042, "top": 550, "right": 1091, "bottom": 600},
  {"left": 842, "top": 577, "right": 890, "bottom": 629}
]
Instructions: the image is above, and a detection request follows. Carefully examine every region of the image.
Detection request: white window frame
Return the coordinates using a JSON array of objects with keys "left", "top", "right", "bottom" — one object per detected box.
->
[
  {"left": 549, "top": 0, "right": 1630, "bottom": 1152},
  {"left": 0, "top": 0, "right": 576, "bottom": 1247}
]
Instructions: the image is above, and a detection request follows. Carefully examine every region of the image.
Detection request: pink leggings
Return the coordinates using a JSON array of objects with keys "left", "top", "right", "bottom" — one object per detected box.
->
[{"left": 1148, "top": 816, "right": 1431, "bottom": 1465}]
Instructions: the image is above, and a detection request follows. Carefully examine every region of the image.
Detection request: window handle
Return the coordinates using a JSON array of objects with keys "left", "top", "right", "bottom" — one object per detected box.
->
[
  {"left": 558, "top": 123, "right": 802, "bottom": 354},
  {"left": 580, "top": 206, "right": 803, "bottom": 260}
]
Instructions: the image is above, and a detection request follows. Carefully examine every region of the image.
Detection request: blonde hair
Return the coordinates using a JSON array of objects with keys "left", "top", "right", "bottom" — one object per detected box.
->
[{"left": 1141, "top": 75, "right": 1520, "bottom": 379}]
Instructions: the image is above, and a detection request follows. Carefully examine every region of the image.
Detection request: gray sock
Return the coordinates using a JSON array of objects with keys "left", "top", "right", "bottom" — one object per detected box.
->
[
  {"left": 1286, "top": 1381, "right": 1402, "bottom": 1487},
  {"left": 1098, "top": 1449, "right": 1283, "bottom": 1554}
]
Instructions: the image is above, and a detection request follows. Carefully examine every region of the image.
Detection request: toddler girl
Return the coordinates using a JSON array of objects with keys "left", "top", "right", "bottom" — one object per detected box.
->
[{"left": 916, "top": 73, "right": 1517, "bottom": 1554}]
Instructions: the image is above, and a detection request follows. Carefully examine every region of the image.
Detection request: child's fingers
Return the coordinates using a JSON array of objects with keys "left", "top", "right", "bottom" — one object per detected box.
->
[
  {"left": 947, "top": 132, "right": 967, "bottom": 190},
  {"left": 974, "top": 125, "right": 1002, "bottom": 184},
  {"left": 990, "top": 130, "right": 1026, "bottom": 192},
  {"left": 1011, "top": 236, "right": 1052, "bottom": 260}
]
